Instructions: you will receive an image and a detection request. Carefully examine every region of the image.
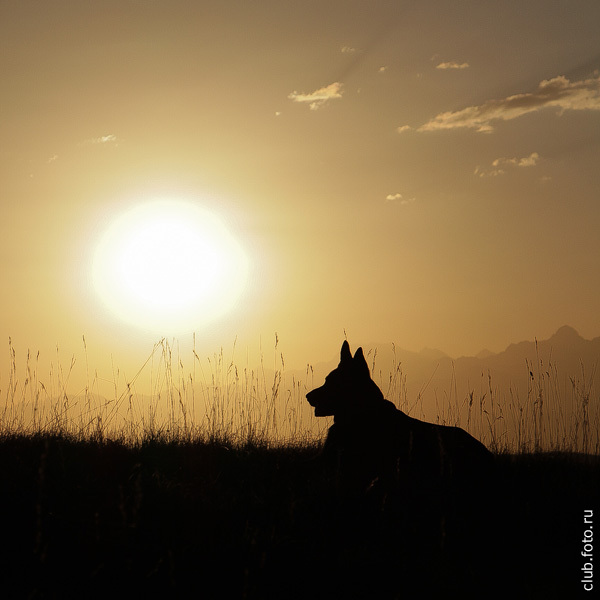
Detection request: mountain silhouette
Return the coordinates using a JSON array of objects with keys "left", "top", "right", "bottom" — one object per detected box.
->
[{"left": 302, "top": 327, "right": 600, "bottom": 444}]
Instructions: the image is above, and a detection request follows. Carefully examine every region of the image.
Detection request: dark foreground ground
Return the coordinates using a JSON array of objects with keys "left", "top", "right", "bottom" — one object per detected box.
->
[{"left": 1, "top": 434, "right": 598, "bottom": 599}]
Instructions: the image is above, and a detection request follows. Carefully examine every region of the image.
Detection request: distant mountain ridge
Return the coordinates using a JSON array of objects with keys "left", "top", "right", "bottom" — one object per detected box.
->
[
  {"left": 418, "top": 347, "right": 449, "bottom": 361},
  {"left": 483, "top": 325, "right": 600, "bottom": 381},
  {"left": 302, "top": 326, "right": 600, "bottom": 418}
]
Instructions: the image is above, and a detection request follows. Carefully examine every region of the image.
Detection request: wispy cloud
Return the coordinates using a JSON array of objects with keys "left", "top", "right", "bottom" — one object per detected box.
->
[
  {"left": 341, "top": 46, "right": 356, "bottom": 54},
  {"left": 81, "top": 134, "right": 119, "bottom": 146},
  {"left": 92, "top": 134, "right": 118, "bottom": 144},
  {"left": 436, "top": 61, "right": 469, "bottom": 70},
  {"left": 406, "top": 75, "right": 600, "bottom": 133},
  {"left": 385, "top": 193, "right": 415, "bottom": 205},
  {"left": 475, "top": 152, "right": 540, "bottom": 177},
  {"left": 396, "top": 125, "right": 412, "bottom": 134},
  {"left": 288, "top": 82, "right": 343, "bottom": 111}
]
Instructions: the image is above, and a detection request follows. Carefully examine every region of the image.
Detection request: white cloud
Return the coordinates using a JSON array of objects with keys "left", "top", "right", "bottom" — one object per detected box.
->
[
  {"left": 386, "top": 193, "right": 403, "bottom": 202},
  {"left": 386, "top": 193, "right": 415, "bottom": 205},
  {"left": 288, "top": 82, "right": 343, "bottom": 110},
  {"left": 341, "top": 46, "right": 356, "bottom": 54},
  {"left": 378, "top": 66, "right": 387, "bottom": 74},
  {"left": 436, "top": 61, "right": 470, "bottom": 70},
  {"left": 475, "top": 152, "right": 540, "bottom": 177},
  {"left": 517, "top": 152, "right": 540, "bottom": 167},
  {"left": 407, "top": 75, "right": 600, "bottom": 133},
  {"left": 474, "top": 165, "right": 504, "bottom": 178},
  {"left": 396, "top": 125, "right": 412, "bottom": 134},
  {"left": 493, "top": 152, "right": 539, "bottom": 169},
  {"left": 491, "top": 157, "right": 517, "bottom": 168},
  {"left": 47, "top": 154, "right": 58, "bottom": 163}
]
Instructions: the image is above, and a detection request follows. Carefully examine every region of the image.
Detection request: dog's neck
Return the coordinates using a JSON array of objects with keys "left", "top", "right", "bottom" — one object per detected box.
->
[{"left": 333, "top": 397, "right": 397, "bottom": 423}]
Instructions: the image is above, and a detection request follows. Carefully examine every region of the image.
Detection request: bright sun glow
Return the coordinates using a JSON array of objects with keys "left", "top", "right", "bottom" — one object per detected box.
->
[{"left": 92, "top": 200, "right": 249, "bottom": 334}]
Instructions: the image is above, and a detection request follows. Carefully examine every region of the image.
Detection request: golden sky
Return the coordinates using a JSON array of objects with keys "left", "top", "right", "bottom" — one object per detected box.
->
[{"left": 1, "top": 1, "right": 600, "bottom": 391}]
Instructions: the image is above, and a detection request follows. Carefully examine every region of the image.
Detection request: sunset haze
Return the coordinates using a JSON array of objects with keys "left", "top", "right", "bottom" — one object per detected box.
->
[{"left": 2, "top": 0, "right": 599, "bottom": 393}]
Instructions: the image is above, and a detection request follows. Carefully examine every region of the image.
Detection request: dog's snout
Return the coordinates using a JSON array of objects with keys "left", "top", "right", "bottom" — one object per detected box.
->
[{"left": 306, "top": 387, "right": 320, "bottom": 407}]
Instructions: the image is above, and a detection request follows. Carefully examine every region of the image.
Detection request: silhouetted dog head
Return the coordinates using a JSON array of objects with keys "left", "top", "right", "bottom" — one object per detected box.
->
[{"left": 306, "top": 341, "right": 384, "bottom": 418}]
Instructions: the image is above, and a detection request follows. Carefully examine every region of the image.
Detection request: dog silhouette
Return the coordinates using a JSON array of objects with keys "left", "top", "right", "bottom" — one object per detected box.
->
[
  {"left": 306, "top": 341, "right": 496, "bottom": 595},
  {"left": 307, "top": 341, "right": 494, "bottom": 496}
]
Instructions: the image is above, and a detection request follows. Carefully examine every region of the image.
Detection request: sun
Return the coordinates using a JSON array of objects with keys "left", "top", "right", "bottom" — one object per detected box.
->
[{"left": 92, "top": 199, "right": 249, "bottom": 334}]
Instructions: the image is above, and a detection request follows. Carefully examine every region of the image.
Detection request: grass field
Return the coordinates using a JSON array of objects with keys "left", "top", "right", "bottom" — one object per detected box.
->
[{"left": 1, "top": 339, "right": 599, "bottom": 598}]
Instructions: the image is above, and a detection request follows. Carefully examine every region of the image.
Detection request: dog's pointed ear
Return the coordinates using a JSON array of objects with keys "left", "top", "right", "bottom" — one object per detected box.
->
[
  {"left": 340, "top": 340, "right": 352, "bottom": 364},
  {"left": 353, "top": 347, "right": 370, "bottom": 375}
]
